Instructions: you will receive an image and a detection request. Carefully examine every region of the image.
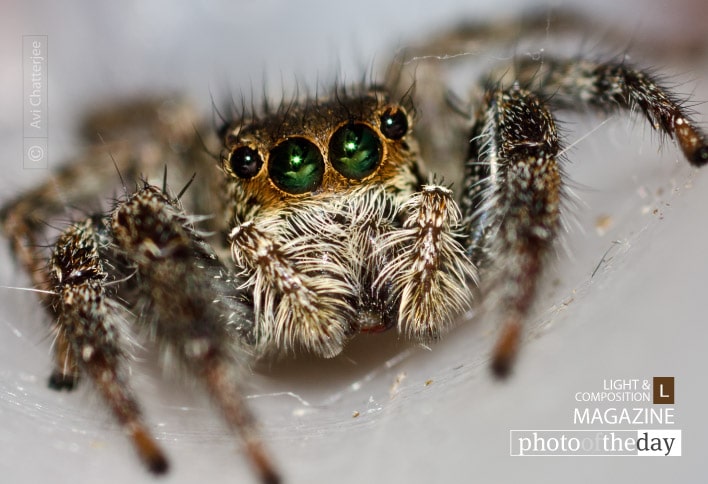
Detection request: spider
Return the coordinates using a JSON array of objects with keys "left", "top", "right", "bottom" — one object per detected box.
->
[{"left": 1, "top": 10, "right": 707, "bottom": 484}]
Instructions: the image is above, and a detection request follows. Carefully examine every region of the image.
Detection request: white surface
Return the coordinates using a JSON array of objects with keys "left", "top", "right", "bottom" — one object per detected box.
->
[{"left": 1, "top": 1, "right": 707, "bottom": 483}]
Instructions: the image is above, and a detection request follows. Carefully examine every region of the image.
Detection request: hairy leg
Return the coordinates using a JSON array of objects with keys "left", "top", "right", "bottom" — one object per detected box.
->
[
  {"left": 49, "top": 218, "right": 168, "bottom": 473},
  {"left": 463, "top": 86, "right": 562, "bottom": 377},
  {"left": 378, "top": 185, "right": 477, "bottom": 340},
  {"left": 496, "top": 56, "right": 708, "bottom": 166},
  {"left": 229, "top": 211, "right": 353, "bottom": 359},
  {"left": 464, "top": 53, "right": 708, "bottom": 375},
  {"left": 112, "top": 184, "right": 279, "bottom": 484}
]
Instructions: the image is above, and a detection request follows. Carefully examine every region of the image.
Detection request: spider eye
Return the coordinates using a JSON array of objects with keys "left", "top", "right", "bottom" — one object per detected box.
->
[
  {"left": 228, "top": 146, "right": 263, "bottom": 179},
  {"left": 328, "top": 123, "right": 382, "bottom": 180},
  {"left": 379, "top": 108, "right": 408, "bottom": 140},
  {"left": 268, "top": 138, "right": 324, "bottom": 194}
]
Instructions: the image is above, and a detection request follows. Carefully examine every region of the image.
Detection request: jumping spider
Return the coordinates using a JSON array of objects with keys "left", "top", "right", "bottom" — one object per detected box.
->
[{"left": 2, "top": 11, "right": 707, "bottom": 484}]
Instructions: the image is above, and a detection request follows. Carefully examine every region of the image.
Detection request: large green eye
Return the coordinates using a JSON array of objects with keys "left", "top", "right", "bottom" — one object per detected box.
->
[
  {"left": 268, "top": 137, "right": 324, "bottom": 194},
  {"left": 329, "top": 123, "right": 382, "bottom": 180}
]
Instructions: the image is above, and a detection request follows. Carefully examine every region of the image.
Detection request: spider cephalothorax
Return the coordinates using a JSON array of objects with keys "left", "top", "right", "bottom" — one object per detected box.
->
[{"left": 220, "top": 87, "right": 475, "bottom": 358}]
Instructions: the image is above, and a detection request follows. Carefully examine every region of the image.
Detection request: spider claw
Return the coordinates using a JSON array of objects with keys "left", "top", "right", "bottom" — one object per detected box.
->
[
  {"left": 491, "top": 320, "right": 520, "bottom": 379},
  {"left": 128, "top": 423, "right": 170, "bottom": 475},
  {"left": 47, "top": 371, "right": 80, "bottom": 391},
  {"left": 691, "top": 144, "right": 708, "bottom": 167},
  {"left": 245, "top": 441, "right": 281, "bottom": 484},
  {"left": 201, "top": 359, "right": 281, "bottom": 484},
  {"left": 674, "top": 118, "right": 708, "bottom": 167}
]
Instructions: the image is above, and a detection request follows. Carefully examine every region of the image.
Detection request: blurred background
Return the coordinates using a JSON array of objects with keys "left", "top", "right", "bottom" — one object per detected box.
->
[{"left": 0, "top": 1, "right": 706, "bottom": 483}]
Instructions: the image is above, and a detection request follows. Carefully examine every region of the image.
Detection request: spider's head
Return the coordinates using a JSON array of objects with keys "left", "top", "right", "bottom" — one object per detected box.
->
[{"left": 219, "top": 87, "right": 419, "bottom": 214}]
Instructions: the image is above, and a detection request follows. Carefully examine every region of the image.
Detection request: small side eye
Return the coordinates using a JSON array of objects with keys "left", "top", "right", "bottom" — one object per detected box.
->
[
  {"left": 379, "top": 107, "right": 408, "bottom": 140},
  {"left": 329, "top": 123, "right": 382, "bottom": 180},
  {"left": 228, "top": 146, "right": 263, "bottom": 179},
  {"left": 268, "top": 138, "right": 324, "bottom": 194}
]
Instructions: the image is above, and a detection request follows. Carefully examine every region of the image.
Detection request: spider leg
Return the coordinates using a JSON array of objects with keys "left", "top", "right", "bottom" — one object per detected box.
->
[
  {"left": 49, "top": 218, "right": 168, "bottom": 473},
  {"left": 229, "top": 214, "right": 353, "bottom": 359},
  {"left": 462, "top": 85, "right": 562, "bottom": 377},
  {"left": 1, "top": 99, "right": 272, "bottom": 481},
  {"left": 495, "top": 56, "right": 708, "bottom": 166},
  {"left": 47, "top": 331, "right": 81, "bottom": 390},
  {"left": 0, "top": 144, "right": 143, "bottom": 311},
  {"left": 112, "top": 184, "right": 279, "bottom": 484},
  {"left": 464, "top": 57, "right": 708, "bottom": 376},
  {"left": 377, "top": 185, "right": 477, "bottom": 340},
  {"left": 0, "top": 98, "right": 222, "bottom": 307}
]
